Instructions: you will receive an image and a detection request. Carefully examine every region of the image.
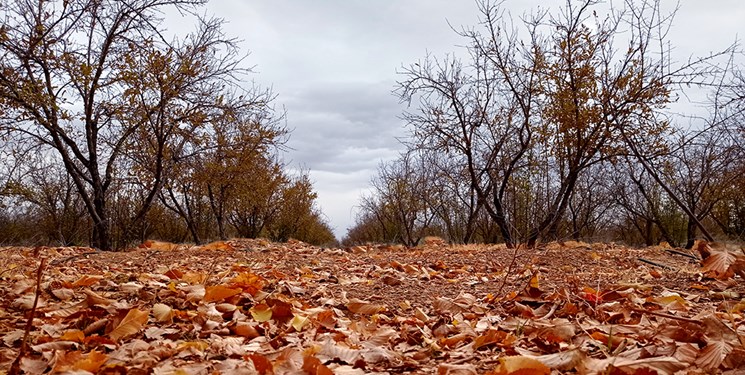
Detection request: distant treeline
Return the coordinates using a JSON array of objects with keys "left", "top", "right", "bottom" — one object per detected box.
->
[{"left": 344, "top": 0, "right": 745, "bottom": 248}]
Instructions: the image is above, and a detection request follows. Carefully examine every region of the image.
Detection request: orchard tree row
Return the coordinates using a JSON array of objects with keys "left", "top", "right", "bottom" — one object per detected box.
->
[
  {"left": 345, "top": 0, "right": 745, "bottom": 248},
  {"left": 0, "top": 0, "right": 335, "bottom": 249}
]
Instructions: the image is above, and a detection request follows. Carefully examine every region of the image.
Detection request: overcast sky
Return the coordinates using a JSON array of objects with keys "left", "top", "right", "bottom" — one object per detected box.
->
[{"left": 192, "top": 1, "right": 743, "bottom": 240}]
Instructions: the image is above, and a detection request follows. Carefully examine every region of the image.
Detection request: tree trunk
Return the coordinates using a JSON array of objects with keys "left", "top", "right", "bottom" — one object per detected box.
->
[
  {"left": 685, "top": 217, "right": 697, "bottom": 249},
  {"left": 91, "top": 197, "right": 112, "bottom": 251}
]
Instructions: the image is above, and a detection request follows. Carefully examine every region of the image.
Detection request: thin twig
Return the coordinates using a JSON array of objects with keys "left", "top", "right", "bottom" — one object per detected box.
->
[
  {"left": 637, "top": 257, "right": 676, "bottom": 270},
  {"left": 50, "top": 251, "right": 98, "bottom": 265},
  {"left": 495, "top": 245, "right": 522, "bottom": 298},
  {"left": 8, "top": 257, "right": 46, "bottom": 375},
  {"left": 663, "top": 248, "right": 700, "bottom": 261}
]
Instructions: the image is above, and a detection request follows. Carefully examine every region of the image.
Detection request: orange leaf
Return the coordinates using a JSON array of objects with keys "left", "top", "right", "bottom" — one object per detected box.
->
[
  {"left": 473, "top": 329, "right": 509, "bottom": 350},
  {"left": 302, "top": 354, "right": 334, "bottom": 375},
  {"left": 72, "top": 275, "right": 102, "bottom": 288},
  {"left": 231, "top": 272, "right": 265, "bottom": 295},
  {"left": 109, "top": 308, "right": 149, "bottom": 341},
  {"left": 58, "top": 329, "right": 85, "bottom": 343},
  {"left": 579, "top": 287, "right": 603, "bottom": 303},
  {"left": 315, "top": 309, "right": 337, "bottom": 329},
  {"left": 75, "top": 350, "right": 108, "bottom": 373},
  {"left": 234, "top": 322, "right": 260, "bottom": 339},
  {"left": 529, "top": 273, "right": 540, "bottom": 289},
  {"left": 164, "top": 268, "right": 183, "bottom": 279},
  {"left": 198, "top": 241, "right": 235, "bottom": 251},
  {"left": 487, "top": 356, "right": 550, "bottom": 375},
  {"left": 52, "top": 350, "right": 108, "bottom": 373},
  {"left": 247, "top": 353, "right": 274, "bottom": 375},
  {"left": 204, "top": 285, "right": 242, "bottom": 302}
]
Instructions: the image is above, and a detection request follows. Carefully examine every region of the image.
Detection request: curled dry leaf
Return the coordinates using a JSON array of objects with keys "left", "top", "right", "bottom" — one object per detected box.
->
[{"left": 152, "top": 303, "right": 173, "bottom": 323}]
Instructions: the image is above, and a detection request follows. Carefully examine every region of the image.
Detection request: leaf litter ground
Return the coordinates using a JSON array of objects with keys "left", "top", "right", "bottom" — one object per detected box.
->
[{"left": 1, "top": 239, "right": 744, "bottom": 374}]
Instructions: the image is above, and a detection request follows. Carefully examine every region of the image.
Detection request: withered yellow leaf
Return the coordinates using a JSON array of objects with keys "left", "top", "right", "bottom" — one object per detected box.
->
[
  {"left": 291, "top": 314, "right": 309, "bottom": 332},
  {"left": 655, "top": 294, "right": 689, "bottom": 311},
  {"left": 250, "top": 303, "right": 272, "bottom": 322},
  {"left": 109, "top": 308, "right": 149, "bottom": 341}
]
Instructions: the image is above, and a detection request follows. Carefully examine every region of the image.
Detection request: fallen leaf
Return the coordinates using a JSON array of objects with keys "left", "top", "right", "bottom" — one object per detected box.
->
[
  {"left": 152, "top": 303, "right": 174, "bottom": 323},
  {"left": 347, "top": 298, "right": 385, "bottom": 315},
  {"left": 109, "top": 308, "right": 149, "bottom": 341},
  {"left": 303, "top": 353, "right": 334, "bottom": 375},
  {"left": 204, "top": 284, "right": 242, "bottom": 302},
  {"left": 250, "top": 303, "right": 273, "bottom": 322},
  {"left": 438, "top": 363, "right": 478, "bottom": 375},
  {"left": 487, "top": 356, "right": 550, "bottom": 375}
]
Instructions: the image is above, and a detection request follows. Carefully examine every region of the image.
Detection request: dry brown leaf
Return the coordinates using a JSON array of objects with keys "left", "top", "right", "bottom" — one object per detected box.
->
[
  {"left": 319, "top": 340, "right": 361, "bottom": 365},
  {"left": 233, "top": 321, "right": 260, "bottom": 339},
  {"left": 433, "top": 297, "right": 468, "bottom": 314},
  {"left": 83, "top": 288, "right": 113, "bottom": 306},
  {"left": 703, "top": 249, "right": 737, "bottom": 279},
  {"left": 438, "top": 363, "right": 478, "bottom": 375},
  {"left": 672, "top": 342, "right": 699, "bottom": 364},
  {"left": 533, "top": 349, "right": 585, "bottom": 371},
  {"left": 20, "top": 358, "right": 49, "bottom": 374},
  {"left": 695, "top": 339, "right": 733, "bottom": 370},
  {"left": 582, "top": 356, "right": 687, "bottom": 374},
  {"left": 109, "top": 308, "right": 149, "bottom": 341},
  {"left": 347, "top": 298, "right": 385, "bottom": 315}
]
